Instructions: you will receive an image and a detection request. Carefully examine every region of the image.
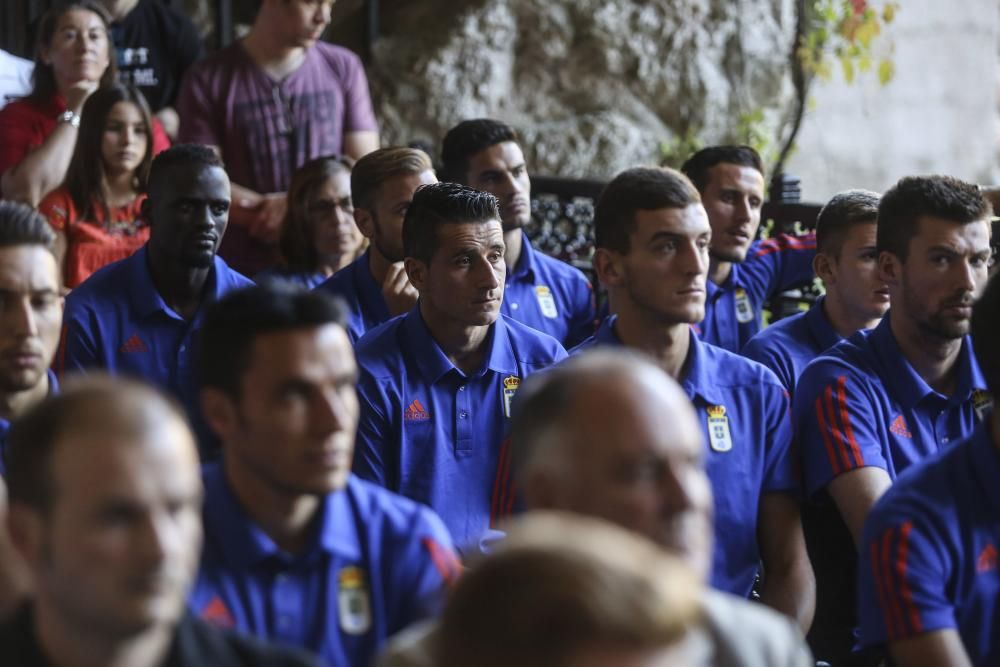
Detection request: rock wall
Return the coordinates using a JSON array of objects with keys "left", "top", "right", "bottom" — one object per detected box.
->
[{"left": 362, "top": 0, "right": 798, "bottom": 178}]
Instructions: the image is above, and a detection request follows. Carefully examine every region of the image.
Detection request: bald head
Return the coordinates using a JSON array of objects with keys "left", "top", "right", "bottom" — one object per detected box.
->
[{"left": 511, "top": 350, "right": 714, "bottom": 577}]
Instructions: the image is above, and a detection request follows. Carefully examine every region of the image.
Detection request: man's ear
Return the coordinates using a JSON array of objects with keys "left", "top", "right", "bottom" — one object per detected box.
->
[
  {"left": 813, "top": 252, "right": 836, "bottom": 287},
  {"left": 200, "top": 388, "right": 239, "bottom": 443},
  {"left": 593, "top": 248, "right": 625, "bottom": 289},
  {"left": 404, "top": 257, "right": 428, "bottom": 292},
  {"left": 353, "top": 208, "right": 375, "bottom": 240},
  {"left": 878, "top": 250, "right": 901, "bottom": 287},
  {"left": 7, "top": 505, "right": 43, "bottom": 570}
]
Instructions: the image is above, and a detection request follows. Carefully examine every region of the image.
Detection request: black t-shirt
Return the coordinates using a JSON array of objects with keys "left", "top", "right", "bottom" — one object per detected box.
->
[
  {"left": 0, "top": 604, "right": 320, "bottom": 666},
  {"left": 110, "top": 0, "right": 205, "bottom": 111}
]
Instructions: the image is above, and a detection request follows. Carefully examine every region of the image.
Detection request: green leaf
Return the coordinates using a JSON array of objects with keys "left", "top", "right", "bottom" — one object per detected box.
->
[
  {"left": 840, "top": 56, "right": 855, "bottom": 83},
  {"left": 878, "top": 58, "right": 894, "bottom": 85}
]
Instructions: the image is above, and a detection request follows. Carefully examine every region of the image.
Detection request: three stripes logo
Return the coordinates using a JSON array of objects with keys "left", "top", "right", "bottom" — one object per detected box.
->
[
  {"left": 404, "top": 399, "right": 430, "bottom": 422},
  {"left": 119, "top": 333, "right": 148, "bottom": 353},
  {"left": 889, "top": 415, "right": 912, "bottom": 439}
]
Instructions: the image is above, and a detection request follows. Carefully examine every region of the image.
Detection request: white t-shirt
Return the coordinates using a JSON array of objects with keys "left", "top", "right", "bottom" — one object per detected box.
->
[{"left": 0, "top": 50, "right": 34, "bottom": 110}]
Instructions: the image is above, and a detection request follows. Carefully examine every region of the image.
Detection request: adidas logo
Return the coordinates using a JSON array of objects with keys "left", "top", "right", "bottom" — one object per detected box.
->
[
  {"left": 200, "top": 596, "right": 234, "bottom": 628},
  {"left": 404, "top": 399, "right": 430, "bottom": 422},
  {"left": 889, "top": 414, "right": 912, "bottom": 438},
  {"left": 977, "top": 543, "right": 997, "bottom": 574},
  {"left": 119, "top": 333, "right": 148, "bottom": 353}
]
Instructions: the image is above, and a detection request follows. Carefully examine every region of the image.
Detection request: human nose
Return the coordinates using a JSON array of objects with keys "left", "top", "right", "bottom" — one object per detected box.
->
[
  {"left": 7, "top": 296, "right": 38, "bottom": 337},
  {"left": 313, "top": 386, "right": 353, "bottom": 434},
  {"left": 476, "top": 254, "right": 501, "bottom": 289}
]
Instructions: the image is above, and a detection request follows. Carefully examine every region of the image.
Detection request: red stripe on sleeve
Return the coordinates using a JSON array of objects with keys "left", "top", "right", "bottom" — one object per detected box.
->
[
  {"left": 870, "top": 538, "right": 898, "bottom": 641},
  {"left": 823, "top": 384, "right": 855, "bottom": 472},
  {"left": 490, "top": 437, "right": 513, "bottom": 527},
  {"left": 835, "top": 376, "right": 866, "bottom": 468},
  {"left": 895, "top": 521, "right": 924, "bottom": 636},
  {"left": 815, "top": 394, "right": 843, "bottom": 476},
  {"left": 753, "top": 236, "right": 817, "bottom": 256},
  {"left": 880, "top": 527, "right": 907, "bottom": 641},
  {"left": 422, "top": 537, "right": 461, "bottom": 587}
]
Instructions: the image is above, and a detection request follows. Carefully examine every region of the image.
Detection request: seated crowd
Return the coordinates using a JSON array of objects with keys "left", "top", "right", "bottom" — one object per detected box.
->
[{"left": 0, "top": 2, "right": 997, "bottom": 666}]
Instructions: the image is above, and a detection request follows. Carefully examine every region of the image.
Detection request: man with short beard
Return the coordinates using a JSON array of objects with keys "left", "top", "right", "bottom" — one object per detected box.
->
[
  {"left": 793, "top": 175, "right": 993, "bottom": 664},
  {"left": 316, "top": 147, "right": 437, "bottom": 343},
  {"left": 440, "top": 119, "right": 596, "bottom": 348},
  {"left": 57, "top": 144, "right": 253, "bottom": 450}
]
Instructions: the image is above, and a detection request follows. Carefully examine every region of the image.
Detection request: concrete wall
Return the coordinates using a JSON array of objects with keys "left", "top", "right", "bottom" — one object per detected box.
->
[{"left": 786, "top": 0, "right": 999, "bottom": 202}]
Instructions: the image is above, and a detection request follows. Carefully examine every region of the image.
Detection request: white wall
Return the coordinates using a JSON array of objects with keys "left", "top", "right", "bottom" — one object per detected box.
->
[{"left": 786, "top": 0, "right": 999, "bottom": 202}]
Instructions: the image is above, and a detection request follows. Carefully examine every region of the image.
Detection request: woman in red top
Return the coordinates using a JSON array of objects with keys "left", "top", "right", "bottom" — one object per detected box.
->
[
  {"left": 38, "top": 84, "right": 153, "bottom": 288},
  {"left": 0, "top": 1, "right": 168, "bottom": 206}
]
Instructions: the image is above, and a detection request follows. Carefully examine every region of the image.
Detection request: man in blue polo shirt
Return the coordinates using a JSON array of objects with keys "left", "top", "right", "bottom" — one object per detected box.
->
[
  {"left": 793, "top": 175, "right": 992, "bottom": 664},
  {"left": 856, "top": 272, "right": 1000, "bottom": 667},
  {"left": 572, "top": 166, "right": 814, "bottom": 630},
  {"left": 354, "top": 182, "right": 567, "bottom": 553},
  {"left": 0, "top": 202, "right": 62, "bottom": 476},
  {"left": 440, "top": 119, "right": 595, "bottom": 348},
  {"left": 316, "top": 147, "right": 437, "bottom": 343},
  {"left": 742, "top": 189, "right": 888, "bottom": 394},
  {"left": 195, "top": 283, "right": 458, "bottom": 666},
  {"left": 680, "top": 146, "right": 817, "bottom": 353},
  {"left": 57, "top": 144, "right": 253, "bottom": 450}
]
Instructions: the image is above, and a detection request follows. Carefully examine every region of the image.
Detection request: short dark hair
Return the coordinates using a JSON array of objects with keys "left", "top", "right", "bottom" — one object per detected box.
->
[
  {"left": 877, "top": 176, "right": 992, "bottom": 262},
  {"left": 6, "top": 375, "right": 188, "bottom": 513},
  {"left": 594, "top": 167, "right": 701, "bottom": 254},
  {"left": 440, "top": 119, "right": 519, "bottom": 184},
  {"left": 680, "top": 145, "right": 764, "bottom": 193},
  {"left": 0, "top": 201, "right": 56, "bottom": 252},
  {"left": 351, "top": 147, "right": 434, "bottom": 211},
  {"left": 199, "top": 283, "right": 348, "bottom": 398},
  {"left": 815, "top": 189, "right": 880, "bottom": 258},
  {"left": 972, "top": 273, "right": 1000, "bottom": 394},
  {"left": 402, "top": 182, "right": 501, "bottom": 263},
  {"left": 147, "top": 143, "right": 225, "bottom": 198}
]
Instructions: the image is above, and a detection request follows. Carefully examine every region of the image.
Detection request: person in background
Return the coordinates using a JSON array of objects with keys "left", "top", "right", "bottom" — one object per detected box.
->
[
  {"left": 258, "top": 155, "right": 363, "bottom": 289},
  {"left": 0, "top": 49, "right": 33, "bottom": 109},
  {"left": 178, "top": 0, "right": 379, "bottom": 277},
  {"left": 38, "top": 84, "right": 154, "bottom": 289},
  {"left": 0, "top": 1, "right": 168, "bottom": 206}
]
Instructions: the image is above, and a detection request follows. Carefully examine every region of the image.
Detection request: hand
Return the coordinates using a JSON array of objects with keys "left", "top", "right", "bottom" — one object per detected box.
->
[
  {"left": 64, "top": 79, "right": 100, "bottom": 114},
  {"left": 382, "top": 261, "right": 419, "bottom": 315},
  {"left": 247, "top": 193, "right": 287, "bottom": 244}
]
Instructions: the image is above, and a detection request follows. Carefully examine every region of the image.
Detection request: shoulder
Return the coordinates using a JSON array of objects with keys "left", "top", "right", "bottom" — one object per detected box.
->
[
  {"left": 38, "top": 186, "right": 75, "bottom": 218},
  {"left": 185, "top": 42, "right": 244, "bottom": 79},
  {"left": 66, "top": 256, "right": 133, "bottom": 303},
  {"left": 0, "top": 97, "right": 45, "bottom": 123},
  {"left": 702, "top": 342, "right": 786, "bottom": 393},
  {"left": 316, "top": 261, "right": 357, "bottom": 294},
  {"left": 176, "top": 613, "right": 319, "bottom": 666},
  {"left": 214, "top": 257, "right": 255, "bottom": 291},
  {"left": 796, "top": 332, "right": 878, "bottom": 392},
  {"left": 346, "top": 476, "right": 449, "bottom": 537},
  {"left": 311, "top": 42, "right": 365, "bottom": 71},
  {"left": 749, "top": 232, "right": 817, "bottom": 259},
  {"left": 355, "top": 316, "right": 407, "bottom": 375},
  {"left": 531, "top": 251, "right": 590, "bottom": 284},
  {"left": 501, "top": 315, "right": 568, "bottom": 363},
  {"left": 699, "top": 590, "right": 812, "bottom": 666}
]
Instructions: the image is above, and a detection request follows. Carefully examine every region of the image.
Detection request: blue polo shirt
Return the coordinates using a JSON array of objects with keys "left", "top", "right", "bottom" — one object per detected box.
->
[
  {"left": 314, "top": 251, "right": 390, "bottom": 344},
  {"left": 858, "top": 423, "right": 1000, "bottom": 665},
  {"left": 256, "top": 267, "right": 327, "bottom": 290},
  {"left": 0, "top": 370, "right": 58, "bottom": 477},
  {"left": 572, "top": 316, "right": 799, "bottom": 597},
  {"left": 501, "top": 233, "right": 595, "bottom": 348},
  {"left": 57, "top": 246, "right": 253, "bottom": 448},
  {"left": 699, "top": 233, "right": 816, "bottom": 353},
  {"left": 793, "top": 315, "right": 989, "bottom": 498},
  {"left": 353, "top": 308, "right": 567, "bottom": 552},
  {"left": 741, "top": 297, "right": 842, "bottom": 395},
  {"left": 191, "top": 464, "right": 459, "bottom": 667}
]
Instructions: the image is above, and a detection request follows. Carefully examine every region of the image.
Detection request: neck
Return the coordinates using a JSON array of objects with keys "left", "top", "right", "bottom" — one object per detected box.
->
[
  {"left": 707, "top": 256, "right": 732, "bottom": 285},
  {"left": 0, "top": 373, "right": 50, "bottom": 422},
  {"left": 103, "top": 171, "right": 138, "bottom": 208},
  {"left": 33, "top": 600, "right": 173, "bottom": 667},
  {"left": 418, "top": 301, "right": 491, "bottom": 376},
  {"left": 146, "top": 249, "right": 211, "bottom": 321},
  {"left": 367, "top": 246, "right": 393, "bottom": 286},
  {"left": 503, "top": 228, "right": 523, "bottom": 269},
  {"left": 223, "top": 455, "right": 321, "bottom": 555},
  {"left": 889, "top": 309, "right": 963, "bottom": 396},
  {"left": 612, "top": 302, "right": 691, "bottom": 379},
  {"left": 242, "top": 24, "right": 305, "bottom": 76},
  {"left": 821, "top": 290, "right": 880, "bottom": 339}
]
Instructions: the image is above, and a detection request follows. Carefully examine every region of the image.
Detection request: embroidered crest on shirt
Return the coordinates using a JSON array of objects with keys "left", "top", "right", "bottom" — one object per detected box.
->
[
  {"left": 404, "top": 399, "right": 430, "bottom": 422},
  {"left": 337, "top": 566, "right": 372, "bottom": 635},
  {"left": 706, "top": 405, "right": 733, "bottom": 452},
  {"left": 200, "top": 596, "right": 235, "bottom": 628},
  {"left": 973, "top": 390, "right": 993, "bottom": 422},
  {"left": 889, "top": 415, "right": 912, "bottom": 439},
  {"left": 503, "top": 376, "right": 521, "bottom": 418},
  {"left": 977, "top": 543, "right": 997, "bottom": 574},
  {"left": 733, "top": 288, "right": 754, "bottom": 324},
  {"left": 535, "top": 285, "right": 558, "bottom": 319}
]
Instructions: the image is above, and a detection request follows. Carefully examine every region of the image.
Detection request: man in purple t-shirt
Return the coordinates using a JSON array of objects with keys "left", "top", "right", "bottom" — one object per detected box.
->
[{"left": 178, "top": 0, "right": 379, "bottom": 276}]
